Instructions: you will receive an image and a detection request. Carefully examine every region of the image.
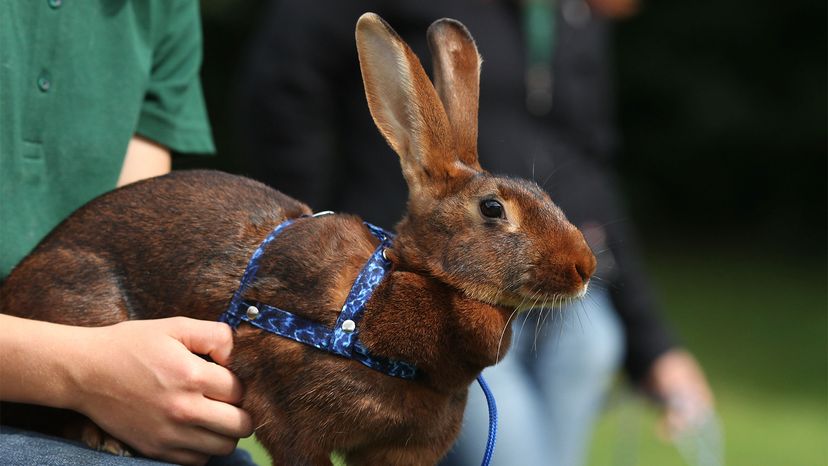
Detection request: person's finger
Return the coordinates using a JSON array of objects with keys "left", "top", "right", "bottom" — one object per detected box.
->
[
  {"left": 171, "top": 318, "right": 235, "bottom": 365},
  {"left": 191, "top": 357, "right": 245, "bottom": 404},
  {"left": 664, "top": 406, "right": 685, "bottom": 438},
  {"left": 170, "top": 425, "right": 241, "bottom": 458},
  {"left": 192, "top": 397, "right": 255, "bottom": 439},
  {"left": 665, "top": 391, "right": 714, "bottom": 438}
]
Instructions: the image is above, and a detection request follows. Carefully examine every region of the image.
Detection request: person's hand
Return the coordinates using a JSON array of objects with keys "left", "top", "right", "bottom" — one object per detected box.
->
[
  {"left": 646, "top": 349, "right": 714, "bottom": 439},
  {"left": 69, "top": 317, "right": 254, "bottom": 465}
]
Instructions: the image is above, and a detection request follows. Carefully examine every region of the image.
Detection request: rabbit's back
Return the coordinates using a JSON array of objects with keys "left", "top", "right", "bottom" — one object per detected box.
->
[{"left": 0, "top": 170, "right": 313, "bottom": 322}]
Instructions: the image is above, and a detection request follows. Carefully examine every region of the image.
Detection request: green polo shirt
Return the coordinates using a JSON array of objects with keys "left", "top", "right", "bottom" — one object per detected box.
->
[{"left": 0, "top": 0, "right": 214, "bottom": 278}]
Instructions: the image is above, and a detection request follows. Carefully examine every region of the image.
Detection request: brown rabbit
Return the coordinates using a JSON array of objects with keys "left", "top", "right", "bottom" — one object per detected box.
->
[{"left": 0, "top": 13, "right": 595, "bottom": 466}]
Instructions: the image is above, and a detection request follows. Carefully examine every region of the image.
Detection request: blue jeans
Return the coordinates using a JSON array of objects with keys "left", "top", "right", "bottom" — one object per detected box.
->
[
  {"left": 0, "top": 426, "right": 256, "bottom": 466},
  {"left": 442, "top": 289, "right": 624, "bottom": 466}
]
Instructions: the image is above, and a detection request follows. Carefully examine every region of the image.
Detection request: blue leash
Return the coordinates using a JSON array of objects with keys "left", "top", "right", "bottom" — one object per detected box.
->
[{"left": 477, "top": 374, "right": 498, "bottom": 466}]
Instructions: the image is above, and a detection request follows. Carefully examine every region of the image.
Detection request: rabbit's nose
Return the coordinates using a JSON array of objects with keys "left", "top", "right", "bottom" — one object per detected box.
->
[
  {"left": 575, "top": 262, "right": 589, "bottom": 283},
  {"left": 575, "top": 253, "right": 596, "bottom": 284},
  {"left": 571, "top": 235, "right": 597, "bottom": 285}
]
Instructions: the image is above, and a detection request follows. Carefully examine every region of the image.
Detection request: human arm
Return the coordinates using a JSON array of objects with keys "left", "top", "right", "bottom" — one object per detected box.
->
[
  {"left": 3, "top": 6, "right": 222, "bottom": 459},
  {"left": 646, "top": 349, "right": 714, "bottom": 437},
  {"left": 596, "top": 211, "right": 714, "bottom": 436},
  {"left": 546, "top": 3, "right": 716, "bottom": 437},
  {"left": 0, "top": 314, "right": 254, "bottom": 465},
  {"left": 116, "top": 136, "right": 172, "bottom": 187},
  {"left": 593, "top": 205, "right": 713, "bottom": 438}
]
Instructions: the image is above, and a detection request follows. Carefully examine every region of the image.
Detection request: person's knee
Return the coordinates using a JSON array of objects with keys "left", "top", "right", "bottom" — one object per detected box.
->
[
  {"left": 538, "top": 293, "right": 625, "bottom": 380},
  {"left": 576, "top": 307, "right": 625, "bottom": 376}
]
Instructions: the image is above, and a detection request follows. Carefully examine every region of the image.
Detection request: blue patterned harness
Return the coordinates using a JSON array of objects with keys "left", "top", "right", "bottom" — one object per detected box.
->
[
  {"left": 219, "top": 212, "right": 417, "bottom": 379},
  {"left": 218, "top": 212, "right": 498, "bottom": 465}
]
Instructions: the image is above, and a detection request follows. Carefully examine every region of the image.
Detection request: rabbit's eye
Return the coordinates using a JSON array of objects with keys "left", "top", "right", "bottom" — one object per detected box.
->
[{"left": 480, "top": 199, "right": 505, "bottom": 219}]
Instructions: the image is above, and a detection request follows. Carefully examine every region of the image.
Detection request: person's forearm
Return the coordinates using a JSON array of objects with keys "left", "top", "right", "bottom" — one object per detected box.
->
[
  {"left": 0, "top": 315, "right": 253, "bottom": 463},
  {"left": 0, "top": 314, "right": 89, "bottom": 411}
]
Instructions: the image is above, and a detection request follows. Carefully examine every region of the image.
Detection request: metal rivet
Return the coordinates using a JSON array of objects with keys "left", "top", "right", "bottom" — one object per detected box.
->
[
  {"left": 246, "top": 305, "right": 260, "bottom": 319},
  {"left": 341, "top": 319, "right": 356, "bottom": 333},
  {"left": 381, "top": 248, "right": 389, "bottom": 261}
]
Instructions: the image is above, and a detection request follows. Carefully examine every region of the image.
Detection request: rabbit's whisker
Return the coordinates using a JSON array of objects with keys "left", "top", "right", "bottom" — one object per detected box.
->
[
  {"left": 590, "top": 275, "right": 608, "bottom": 283},
  {"left": 573, "top": 298, "right": 586, "bottom": 334},
  {"left": 519, "top": 291, "right": 542, "bottom": 352},
  {"left": 556, "top": 295, "right": 568, "bottom": 342},
  {"left": 533, "top": 294, "right": 551, "bottom": 353},
  {"left": 538, "top": 297, "right": 554, "bottom": 332},
  {"left": 594, "top": 218, "right": 629, "bottom": 229},
  {"left": 255, "top": 419, "right": 274, "bottom": 432},
  {"left": 516, "top": 307, "right": 535, "bottom": 352},
  {"left": 579, "top": 297, "right": 593, "bottom": 327},
  {"left": 496, "top": 306, "right": 521, "bottom": 363},
  {"left": 538, "top": 159, "right": 574, "bottom": 191}
]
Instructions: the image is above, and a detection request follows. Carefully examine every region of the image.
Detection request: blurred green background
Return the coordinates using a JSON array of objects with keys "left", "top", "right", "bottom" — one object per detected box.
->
[{"left": 188, "top": 1, "right": 826, "bottom": 465}]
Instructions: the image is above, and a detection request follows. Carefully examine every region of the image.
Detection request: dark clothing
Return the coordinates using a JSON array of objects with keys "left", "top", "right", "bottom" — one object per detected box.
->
[{"left": 236, "top": 0, "right": 674, "bottom": 382}]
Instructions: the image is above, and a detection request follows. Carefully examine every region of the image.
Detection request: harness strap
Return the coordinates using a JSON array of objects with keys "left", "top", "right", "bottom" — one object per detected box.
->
[
  {"left": 218, "top": 214, "right": 497, "bottom": 465},
  {"left": 220, "top": 217, "right": 298, "bottom": 329},
  {"left": 223, "top": 298, "right": 418, "bottom": 379},
  {"left": 219, "top": 216, "right": 418, "bottom": 379}
]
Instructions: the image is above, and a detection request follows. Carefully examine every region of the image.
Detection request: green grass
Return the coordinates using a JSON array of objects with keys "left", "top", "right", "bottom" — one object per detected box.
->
[
  {"left": 238, "top": 437, "right": 269, "bottom": 464},
  {"left": 237, "top": 438, "right": 347, "bottom": 466},
  {"left": 587, "top": 247, "right": 827, "bottom": 466},
  {"left": 239, "top": 247, "right": 828, "bottom": 465}
]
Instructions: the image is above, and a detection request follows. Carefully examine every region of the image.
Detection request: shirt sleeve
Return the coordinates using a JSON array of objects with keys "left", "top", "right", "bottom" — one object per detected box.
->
[
  {"left": 135, "top": 0, "right": 215, "bottom": 154},
  {"left": 606, "top": 218, "right": 677, "bottom": 383}
]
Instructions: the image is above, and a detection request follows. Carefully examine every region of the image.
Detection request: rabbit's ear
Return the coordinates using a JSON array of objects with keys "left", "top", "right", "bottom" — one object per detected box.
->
[
  {"left": 427, "top": 19, "right": 482, "bottom": 170},
  {"left": 356, "top": 13, "right": 477, "bottom": 197}
]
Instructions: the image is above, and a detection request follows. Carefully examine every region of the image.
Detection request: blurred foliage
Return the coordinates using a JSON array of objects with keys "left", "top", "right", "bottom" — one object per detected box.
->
[{"left": 585, "top": 249, "right": 827, "bottom": 466}]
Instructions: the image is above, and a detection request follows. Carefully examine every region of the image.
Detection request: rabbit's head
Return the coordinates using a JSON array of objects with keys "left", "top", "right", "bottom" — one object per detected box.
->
[{"left": 356, "top": 13, "right": 596, "bottom": 310}]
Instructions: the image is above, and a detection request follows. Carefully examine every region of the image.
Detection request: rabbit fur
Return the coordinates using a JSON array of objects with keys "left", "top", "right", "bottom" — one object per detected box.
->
[{"left": 0, "top": 13, "right": 596, "bottom": 466}]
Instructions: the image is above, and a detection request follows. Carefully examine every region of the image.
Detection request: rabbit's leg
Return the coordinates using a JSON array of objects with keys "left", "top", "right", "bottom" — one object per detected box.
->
[
  {"left": 2, "top": 249, "right": 139, "bottom": 454},
  {"left": 1, "top": 247, "right": 131, "bottom": 326},
  {"left": 75, "top": 418, "right": 133, "bottom": 456}
]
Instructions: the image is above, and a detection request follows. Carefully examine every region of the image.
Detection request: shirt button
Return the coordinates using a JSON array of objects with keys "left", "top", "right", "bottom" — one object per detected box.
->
[
  {"left": 48, "top": 0, "right": 62, "bottom": 9},
  {"left": 37, "top": 73, "right": 51, "bottom": 92}
]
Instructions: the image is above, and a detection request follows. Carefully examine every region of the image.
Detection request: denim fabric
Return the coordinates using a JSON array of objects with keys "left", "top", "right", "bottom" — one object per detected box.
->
[
  {"left": 0, "top": 426, "right": 256, "bottom": 466},
  {"left": 441, "top": 288, "right": 625, "bottom": 466}
]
